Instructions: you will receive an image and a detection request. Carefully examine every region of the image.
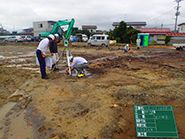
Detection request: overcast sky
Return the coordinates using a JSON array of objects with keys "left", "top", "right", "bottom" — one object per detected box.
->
[{"left": 0, "top": 0, "right": 184, "bottom": 32}]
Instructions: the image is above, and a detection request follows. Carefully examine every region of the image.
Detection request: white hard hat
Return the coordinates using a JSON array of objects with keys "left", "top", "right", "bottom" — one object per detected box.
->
[
  {"left": 69, "top": 56, "right": 73, "bottom": 62},
  {"left": 48, "top": 34, "right": 54, "bottom": 40},
  {"left": 54, "top": 34, "right": 59, "bottom": 38}
]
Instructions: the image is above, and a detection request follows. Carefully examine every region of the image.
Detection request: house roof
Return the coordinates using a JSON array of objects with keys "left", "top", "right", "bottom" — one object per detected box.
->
[
  {"left": 136, "top": 28, "right": 171, "bottom": 35},
  {"left": 23, "top": 27, "right": 33, "bottom": 31},
  {"left": 112, "top": 22, "right": 147, "bottom": 26},
  {"left": 82, "top": 25, "right": 97, "bottom": 29},
  {"left": 0, "top": 27, "right": 6, "bottom": 32},
  {"left": 0, "top": 27, "right": 10, "bottom": 34},
  {"left": 166, "top": 33, "right": 185, "bottom": 36},
  {"left": 178, "top": 23, "right": 185, "bottom": 26}
]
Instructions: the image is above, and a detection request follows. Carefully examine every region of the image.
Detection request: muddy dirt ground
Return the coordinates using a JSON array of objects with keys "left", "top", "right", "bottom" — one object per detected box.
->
[{"left": 0, "top": 42, "right": 185, "bottom": 139}]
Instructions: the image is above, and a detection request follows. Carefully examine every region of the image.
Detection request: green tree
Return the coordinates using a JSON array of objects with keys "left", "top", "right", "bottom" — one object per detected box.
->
[
  {"left": 111, "top": 21, "right": 141, "bottom": 43},
  {"left": 127, "top": 26, "right": 141, "bottom": 43},
  {"left": 165, "top": 36, "right": 171, "bottom": 45},
  {"left": 105, "top": 29, "right": 113, "bottom": 40},
  {"left": 82, "top": 29, "right": 91, "bottom": 38},
  {"left": 71, "top": 28, "right": 90, "bottom": 38},
  {"left": 113, "top": 21, "right": 127, "bottom": 43},
  {"left": 71, "top": 27, "right": 79, "bottom": 35}
]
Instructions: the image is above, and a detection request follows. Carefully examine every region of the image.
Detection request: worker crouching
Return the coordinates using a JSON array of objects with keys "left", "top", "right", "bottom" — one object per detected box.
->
[
  {"left": 66, "top": 56, "right": 89, "bottom": 78},
  {"left": 124, "top": 44, "right": 130, "bottom": 52}
]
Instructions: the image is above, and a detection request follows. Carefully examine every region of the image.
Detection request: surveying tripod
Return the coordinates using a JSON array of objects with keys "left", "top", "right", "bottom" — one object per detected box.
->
[{"left": 50, "top": 40, "right": 73, "bottom": 75}]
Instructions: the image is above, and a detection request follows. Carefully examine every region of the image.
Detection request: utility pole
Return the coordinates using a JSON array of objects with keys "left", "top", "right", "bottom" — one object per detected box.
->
[
  {"left": 161, "top": 24, "right": 163, "bottom": 28},
  {"left": 174, "top": 0, "right": 183, "bottom": 32}
]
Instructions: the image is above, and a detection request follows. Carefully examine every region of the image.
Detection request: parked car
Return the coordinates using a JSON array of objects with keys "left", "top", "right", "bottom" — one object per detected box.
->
[
  {"left": 24, "top": 35, "right": 32, "bottom": 42},
  {"left": 69, "top": 36, "right": 78, "bottom": 42},
  {"left": 82, "top": 34, "right": 88, "bottom": 42},
  {"left": 76, "top": 34, "right": 88, "bottom": 42},
  {"left": 4, "top": 36, "right": 24, "bottom": 42},
  {"left": 87, "top": 35, "right": 109, "bottom": 47},
  {"left": 31, "top": 36, "right": 40, "bottom": 42}
]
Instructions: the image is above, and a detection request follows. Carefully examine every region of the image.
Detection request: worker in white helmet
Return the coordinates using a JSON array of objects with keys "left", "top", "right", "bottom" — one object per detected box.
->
[
  {"left": 36, "top": 34, "right": 54, "bottom": 79},
  {"left": 66, "top": 56, "right": 89, "bottom": 78},
  {"left": 49, "top": 34, "right": 59, "bottom": 71},
  {"left": 124, "top": 44, "right": 130, "bottom": 52}
]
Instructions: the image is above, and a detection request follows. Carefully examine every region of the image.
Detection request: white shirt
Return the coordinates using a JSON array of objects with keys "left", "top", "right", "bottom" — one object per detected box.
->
[
  {"left": 37, "top": 38, "right": 49, "bottom": 55},
  {"left": 71, "top": 57, "right": 88, "bottom": 68},
  {"left": 124, "top": 44, "right": 129, "bottom": 50}
]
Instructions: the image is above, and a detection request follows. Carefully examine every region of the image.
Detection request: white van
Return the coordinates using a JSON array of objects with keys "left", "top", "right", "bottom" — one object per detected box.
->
[
  {"left": 88, "top": 35, "right": 109, "bottom": 47},
  {"left": 82, "top": 34, "right": 88, "bottom": 42}
]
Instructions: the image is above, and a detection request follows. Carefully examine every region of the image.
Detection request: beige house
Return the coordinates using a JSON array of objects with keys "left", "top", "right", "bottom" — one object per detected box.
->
[
  {"left": 137, "top": 28, "right": 171, "bottom": 44},
  {"left": 82, "top": 25, "right": 97, "bottom": 33},
  {"left": 178, "top": 23, "right": 185, "bottom": 33},
  {"left": 112, "top": 22, "right": 147, "bottom": 29}
]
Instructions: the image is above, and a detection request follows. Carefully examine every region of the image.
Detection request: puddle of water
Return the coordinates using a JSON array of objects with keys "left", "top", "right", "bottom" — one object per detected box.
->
[
  {"left": 3, "top": 52, "right": 35, "bottom": 59},
  {"left": 0, "top": 55, "right": 4, "bottom": 59},
  {"left": 0, "top": 102, "right": 16, "bottom": 121},
  {"left": 7, "top": 64, "right": 35, "bottom": 68}
]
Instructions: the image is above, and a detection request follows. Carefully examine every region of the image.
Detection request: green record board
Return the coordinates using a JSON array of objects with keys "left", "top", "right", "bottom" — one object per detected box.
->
[{"left": 133, "top": 105, "right": 179, "bottom": 138}]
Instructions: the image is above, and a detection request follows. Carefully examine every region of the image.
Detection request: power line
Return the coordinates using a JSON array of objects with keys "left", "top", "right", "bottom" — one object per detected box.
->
[{"left": 142, "top": 2, "right": 174, "bottom": 22}]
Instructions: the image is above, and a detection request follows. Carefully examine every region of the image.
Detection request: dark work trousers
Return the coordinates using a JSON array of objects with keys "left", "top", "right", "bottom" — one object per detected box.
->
[
  {"left": 74, "top": 63, "right": 89, "bottom": 75},
  {"left": 36, "top": 49, "right": 46, "bottom": 77}
]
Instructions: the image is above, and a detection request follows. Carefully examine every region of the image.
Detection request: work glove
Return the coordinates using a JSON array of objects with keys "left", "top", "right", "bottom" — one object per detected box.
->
[
  {"left": 71, "top": 67, "right": 74, "bottom": 72},
  {"left": 51, "top": 53, "right": 53, "bottom": 56},
  {"left": 42, "top": 54, "right": 46, "bottom": 58},
  {"left": 65, "top": 68, "right": 69, "bottom": 73},
  {"left": 65, "top": 67, "right": 74, "bottom": 73}
]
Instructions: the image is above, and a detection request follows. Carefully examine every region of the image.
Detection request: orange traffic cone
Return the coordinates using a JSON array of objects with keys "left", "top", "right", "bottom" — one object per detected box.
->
[{"left": 130, "top": 40, "right": 133, "bottom": 52}]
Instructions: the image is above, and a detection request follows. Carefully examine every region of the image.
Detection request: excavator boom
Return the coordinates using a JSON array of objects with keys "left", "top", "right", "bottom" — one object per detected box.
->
[{"left": 40, "top": 18, "right": 75, "bottom": 40}]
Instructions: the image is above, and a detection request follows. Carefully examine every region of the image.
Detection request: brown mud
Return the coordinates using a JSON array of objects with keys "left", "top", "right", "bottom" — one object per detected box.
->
[{"left": 0, "top": 42, "right": 185, "bottom": 139}]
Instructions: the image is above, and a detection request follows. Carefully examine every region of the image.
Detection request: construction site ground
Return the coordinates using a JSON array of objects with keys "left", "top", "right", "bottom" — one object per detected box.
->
[{"left": 0, "top": 42, "right": 185, "bottom": 139}]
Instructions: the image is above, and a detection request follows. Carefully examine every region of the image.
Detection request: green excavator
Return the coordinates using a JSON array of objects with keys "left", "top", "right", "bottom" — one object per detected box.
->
[
  {"left": 41, "top": 18, "right": 75, "bottom": 74},
  {"left": 40, "top": 18, "right": 75, "bottom": 43}
]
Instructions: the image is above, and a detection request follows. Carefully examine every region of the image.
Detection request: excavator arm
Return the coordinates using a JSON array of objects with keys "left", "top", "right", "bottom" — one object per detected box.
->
[
  {"left": 50, "top": 18, "right": 75, "bottom": 39},
  {"left": 40, "top": 18, "right": 75, "bottom": 40}
]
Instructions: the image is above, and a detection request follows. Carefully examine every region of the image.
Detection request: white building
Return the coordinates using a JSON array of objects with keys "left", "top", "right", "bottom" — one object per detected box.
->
[
  {"left": 178, "top": 23, "right": 185, "bottom": 33},
  {"left": 33, "top": 21, "right": 56, "bottom": 36}
]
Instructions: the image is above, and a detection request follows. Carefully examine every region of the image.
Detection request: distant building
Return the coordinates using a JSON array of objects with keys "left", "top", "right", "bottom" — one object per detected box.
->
[
  {"left": 82, "top": 25, "right": 97, "bottom": 33},
  {"left": 18, "top": 27, "right": 34, "bottom": 36},
  {"left": 167, "top": 32, "right": 185, "bottom": 45},
  {"left": 137, "top": 28, "right": 171, "bottom": 44},
  {"left": 23, "top": 27, "right": 33, "bottom": 34},
  {"left": 0, "top": 27, "right": 10, "bottom": 34},
  {"left": 33, "top": 21, "right": 56, "bottom": 36},
  {"left": 112, "top": 22, "right": 147, "bottom": 29},
  {"left": 178, "top": 23, "right": 185, "bottom": 33}
]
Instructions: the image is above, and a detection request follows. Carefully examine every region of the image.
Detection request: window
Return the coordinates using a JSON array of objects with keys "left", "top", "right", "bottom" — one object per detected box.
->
[
  {"left": 49, "top": 24, "right": 54, "bottom": 28},
  {"left": 97, "top": 36, "right": 101, "bottom": 40},
  {"left": 38, "top": 24, "right": 43, "bottom": 28},
  {"left": 91, "top": 37, "right": 95, "bottom": 40},
  {"left": 158, "top": 35, "right": 165, "bottom": 40},
  {"left": 102, "top": 36, "right": 105, "bottom": 40}
]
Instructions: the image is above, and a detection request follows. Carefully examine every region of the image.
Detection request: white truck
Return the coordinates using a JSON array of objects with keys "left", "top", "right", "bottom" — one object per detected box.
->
[{"left": 173, "top": 43, "right": 185, "bottom": 50}]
